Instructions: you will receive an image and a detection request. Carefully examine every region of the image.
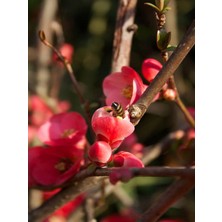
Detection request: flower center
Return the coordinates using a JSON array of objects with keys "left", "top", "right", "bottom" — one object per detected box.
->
[
  {"left": 61, "top": 129, "right": 75, "bottom": 138},
  {"left": 55, "top": 158, "right": 73, "bottom": 172},
  {"left": 122, "top": 85, "right": 133, "bottom": 99}
]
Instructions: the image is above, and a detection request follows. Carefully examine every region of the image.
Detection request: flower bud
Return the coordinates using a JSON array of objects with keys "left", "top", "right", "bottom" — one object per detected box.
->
[
  {"left": 88, "top": 141, "right": 112, "bottom": 166},
  {"left": 113, "top": 151, "right": 144, "bottom": 168},
  {"left": 162, "top": 88, "right": 176, "bottom": 101}
]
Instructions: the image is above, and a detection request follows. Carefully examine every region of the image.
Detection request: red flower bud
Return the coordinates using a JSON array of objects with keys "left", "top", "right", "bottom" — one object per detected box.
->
[
  {"left": 109, "top": 168, "right": 133, "bottom": 185},
  {"left": 113, "top": 151, "right": 144, "bottom": 168},
  {"left": 88, "top": 141, "right": 112, "bottom": 166},
  {"left": 162, "top": 88, "right": 176, "bottom": 101}
]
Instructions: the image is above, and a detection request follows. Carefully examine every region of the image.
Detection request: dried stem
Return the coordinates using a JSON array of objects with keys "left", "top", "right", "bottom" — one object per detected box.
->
[
  {"left": 139, "top": 177, "right": 195, "bottom": 222},
  {"left": 111, "top": 0, "right": 138, "bottom": 72},
  {"left": 129, "top": 20, "right": 195, "bottom": 125}
]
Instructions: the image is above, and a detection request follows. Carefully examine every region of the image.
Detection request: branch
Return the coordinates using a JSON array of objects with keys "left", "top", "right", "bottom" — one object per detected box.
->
[
  {"left": 93, "top": 167, "right": 194, "bottom": 178},
  {"left": 111, "top": 0, "right": 138, "bottom": 72},
  {"left": 129, "top": 20, "right": 195, "bottom": 125},
  {"left": 139, "top": 177, "right": 195, "bottom": 222},
  {"left": 29, "top": 166, "right": 194, "bottom": 221},
  {"left": 28, "top": 177, "right": 105, "bottom": 222}
]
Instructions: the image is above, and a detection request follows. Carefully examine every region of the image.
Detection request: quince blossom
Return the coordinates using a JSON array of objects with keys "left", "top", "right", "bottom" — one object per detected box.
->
[
  {"left": 103, "top": 66, "right": 147, "bottom": 109},
  {"left": 37, "top": 112, "right": 87, "bottom": 147},
  {"left": 91, "top": 106, "right": 135, "bottom": 149},
  {"left": 28, "top": 146, "right": 83, "bottom": 187}
]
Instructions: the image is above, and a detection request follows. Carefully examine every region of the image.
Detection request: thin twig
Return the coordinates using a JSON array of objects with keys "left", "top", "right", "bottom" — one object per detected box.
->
[
  {"left": 38, "top": 30, "right": 92, "bottom": 131},
  {"left": 168, "top": 76, "right": 195, "bottom": 128},
  {"left": 129, "top": 20, "right": 195, "bottom": 125},
  {"left": 139, "top": 177, "right": 195, "bottom": 222},
  {"left": 111, "top": 0, "right": 138, "bottom": 72}
]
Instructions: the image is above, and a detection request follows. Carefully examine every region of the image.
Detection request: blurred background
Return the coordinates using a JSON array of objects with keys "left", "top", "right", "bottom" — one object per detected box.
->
[{"left": 29, "top": 0, "right": 195, "bottom": 221}]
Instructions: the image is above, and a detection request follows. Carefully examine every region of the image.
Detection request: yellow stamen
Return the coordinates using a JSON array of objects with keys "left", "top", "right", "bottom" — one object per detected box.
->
[
  {"left": 61, "top": 129, "right": 75, "bottom": 138},
  {"left": 122, "top": 85, "right": 133, "bottom": 99},
  {"left": 54, "top": 162, "right": 66, "bottom": 172}
]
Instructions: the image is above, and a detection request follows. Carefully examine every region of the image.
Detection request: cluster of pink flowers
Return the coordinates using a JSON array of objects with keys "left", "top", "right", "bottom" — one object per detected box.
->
[
  {"left": 29, "top": 111, "right": 88, "bottom": 187},
  {"left": 28, "top": 95, "right": 71, "bottom": 144},
  {"left": 29, "top": 58, "right": 168, "bottom": 188},
  {"left": 29, "top": 57, "right": 175, "bottom": 219}
]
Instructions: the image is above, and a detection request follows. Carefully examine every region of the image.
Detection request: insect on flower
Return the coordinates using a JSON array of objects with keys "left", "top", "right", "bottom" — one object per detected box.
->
[{"left": 111, "top": 102, "right": 125, "bottom": 118}]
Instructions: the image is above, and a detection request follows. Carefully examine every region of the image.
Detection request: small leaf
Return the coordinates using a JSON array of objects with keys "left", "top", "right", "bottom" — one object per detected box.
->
[
  {"left": 164, "top": 45, "right": 177, "bottom": 52},
  {"left": 162, "top": 6, "right": 171, "bottom": 13},
  {"left": 155, "top": 0, "right": 164, "bottom": 11},
  {"left": 144, "top": 3, "right": 160, "bottom": 12},
  {"left": 157, "top": 29, "right": 171, "bottom": 50}
]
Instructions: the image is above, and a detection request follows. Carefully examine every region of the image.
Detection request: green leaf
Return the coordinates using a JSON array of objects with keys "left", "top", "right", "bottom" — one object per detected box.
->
[
  {"left": 164, "top": 45, "right": 177, "bottom": 52},
  {"left": 156, "top": 29, "right": 171, "bottom": 50},
  {"left": 155, "top": 0, "right": 164, "bottom": 11},
  {"left": 162, "top": 6, "right": 171, "bottom": 13},
  {"left": 144, "top": 2, "right": 160, "bottom": 12}
]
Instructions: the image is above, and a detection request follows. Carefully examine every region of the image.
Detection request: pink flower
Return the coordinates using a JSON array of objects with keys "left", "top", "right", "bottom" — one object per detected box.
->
[
  {"left": 37, "top": 112, "right": 87, "bottom": 147},
  {"left": 28, "top": 146, "right": 42, "bottom": 187},
  {"left": 29, "top": 95, "right": 53, "bottom": 127},
  {"left": 112, "top": 151, "right": 144, "bottom": 168},
  {"left": 109, "top": 168, "right": 133, "bottom": 185},
  {"left": 91, "top": 106, "right": 135, "bottom": 149},
  {"left": 142, "top": 58, "right": 162, "bottom": 82},
  {"left": 28, "top": 146, "right": 83, "bottom": 187},
  {"left": 28, "top": 125, "right": 37, "bottom": 144},
  {"left": 103, "top": 66, "right": 147, "bottom": 109},
  {"left": 53, "top": 43, "right": 74, "bottom": 64},
  {"left": 88, "top": 141, "right": 112, "bottom": 166}
]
